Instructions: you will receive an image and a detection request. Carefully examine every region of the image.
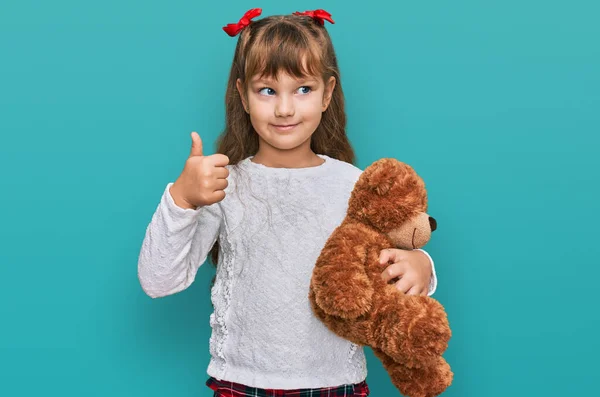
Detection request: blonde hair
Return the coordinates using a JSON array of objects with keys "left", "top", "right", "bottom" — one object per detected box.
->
[{"left": 210, "top": 13, "right": 355, "bottom": 265}]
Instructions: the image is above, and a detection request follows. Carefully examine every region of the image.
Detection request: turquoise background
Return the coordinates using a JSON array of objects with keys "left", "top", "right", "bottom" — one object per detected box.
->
[{"left": 1, "top": 0, "right": 598, "bottom": 395}]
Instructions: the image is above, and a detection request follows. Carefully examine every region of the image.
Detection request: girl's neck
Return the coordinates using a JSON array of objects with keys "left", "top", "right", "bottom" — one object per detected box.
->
[{"left": 250, "top": 146, "right": 324, "bottom": 169}]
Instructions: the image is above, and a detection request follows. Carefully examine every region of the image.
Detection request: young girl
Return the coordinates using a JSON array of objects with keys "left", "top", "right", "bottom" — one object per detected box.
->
[{"left": 138, "top": 8, "right": 438, "bottom": 397}]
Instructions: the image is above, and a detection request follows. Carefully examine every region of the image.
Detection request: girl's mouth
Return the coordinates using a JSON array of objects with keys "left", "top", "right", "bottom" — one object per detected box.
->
[{"left": 272, "top": 123, "right": 299, "bottom": 131}]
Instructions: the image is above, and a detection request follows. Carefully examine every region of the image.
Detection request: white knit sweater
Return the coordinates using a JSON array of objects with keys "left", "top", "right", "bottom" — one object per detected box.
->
[{"left": 137, "top": 154, "right": 437, "bottom": 389}]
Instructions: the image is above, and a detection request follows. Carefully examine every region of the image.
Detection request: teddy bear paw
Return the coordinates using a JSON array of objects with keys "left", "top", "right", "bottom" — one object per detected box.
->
[{"left": 402, "top": 298, "right": 451, "bottom": 363}]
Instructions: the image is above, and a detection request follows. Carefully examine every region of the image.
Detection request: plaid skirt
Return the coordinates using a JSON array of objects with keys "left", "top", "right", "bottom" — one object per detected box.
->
[{"left": 206, "top": 376, "right": 370, "bottom": 397}]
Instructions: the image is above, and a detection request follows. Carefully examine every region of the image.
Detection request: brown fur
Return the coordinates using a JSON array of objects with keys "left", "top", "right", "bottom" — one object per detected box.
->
[{"left": 309, "top": 158, "right": 453, "bottom": 397}]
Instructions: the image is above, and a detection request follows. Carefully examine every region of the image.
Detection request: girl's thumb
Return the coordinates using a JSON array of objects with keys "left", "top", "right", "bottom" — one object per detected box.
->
[{"left": 189, "top": 131, "right": 203, "bottom": 157}]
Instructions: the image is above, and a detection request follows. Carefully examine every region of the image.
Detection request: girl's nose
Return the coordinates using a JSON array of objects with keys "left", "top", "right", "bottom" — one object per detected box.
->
[{"left": 275, "top": 96, "right": 295, "bottom": 117}]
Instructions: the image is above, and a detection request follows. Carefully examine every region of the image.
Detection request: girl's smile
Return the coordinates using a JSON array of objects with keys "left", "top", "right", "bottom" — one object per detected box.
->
[{"left": 271, "top": 122, "right": 300, "bottom": 132}]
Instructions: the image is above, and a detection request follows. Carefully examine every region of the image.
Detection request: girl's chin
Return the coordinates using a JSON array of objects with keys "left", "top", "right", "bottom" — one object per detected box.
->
[{"left": 259, "top": 136, "right": 312, "bottom": 151}]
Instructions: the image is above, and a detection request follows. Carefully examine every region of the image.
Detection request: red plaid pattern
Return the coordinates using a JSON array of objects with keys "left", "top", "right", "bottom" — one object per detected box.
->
[{"left": 207, "top": 376, "right": 370, "bottom": 396}]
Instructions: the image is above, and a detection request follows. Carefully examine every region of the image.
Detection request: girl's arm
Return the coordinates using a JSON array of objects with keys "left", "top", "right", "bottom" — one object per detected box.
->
[{"left": 137, "top": 182, "right": 222, "bottom": 298}]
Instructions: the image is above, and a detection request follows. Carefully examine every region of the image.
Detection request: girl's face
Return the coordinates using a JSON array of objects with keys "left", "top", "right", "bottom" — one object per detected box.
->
[{"left": 237, "top": 71, "right": 335, "bottom": 155}]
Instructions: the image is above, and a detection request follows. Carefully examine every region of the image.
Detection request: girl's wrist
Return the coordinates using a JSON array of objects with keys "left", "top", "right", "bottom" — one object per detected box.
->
[{"left": 169, "top": 184, "right": 196, "bottom": 210}]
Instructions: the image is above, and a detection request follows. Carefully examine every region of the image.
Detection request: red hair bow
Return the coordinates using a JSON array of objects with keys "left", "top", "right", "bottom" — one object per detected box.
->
[
  {"left": 222, "top": 8, "right": 262, "bottom": 37},
  {"left": 293, "top": 9, "right": 334, "bottom": 25}
]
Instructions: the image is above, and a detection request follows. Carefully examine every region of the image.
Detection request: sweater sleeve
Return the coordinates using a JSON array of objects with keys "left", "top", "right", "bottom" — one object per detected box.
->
[
  {"left": 137, "top": 182, "right": 223, "bottom": 298},
  {"left": 414, "top": 248, "right": 438, "bottom": 296}
]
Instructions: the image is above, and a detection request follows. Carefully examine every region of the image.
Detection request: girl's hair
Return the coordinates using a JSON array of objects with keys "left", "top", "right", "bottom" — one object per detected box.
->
[{"left": 209, "top": 13, "right": 355, "bottom": 266}]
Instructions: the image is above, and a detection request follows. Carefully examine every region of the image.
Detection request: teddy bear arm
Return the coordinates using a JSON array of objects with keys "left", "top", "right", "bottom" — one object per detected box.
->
[{"left": 312, "top": 241, "right": 374, "bottom": 320}]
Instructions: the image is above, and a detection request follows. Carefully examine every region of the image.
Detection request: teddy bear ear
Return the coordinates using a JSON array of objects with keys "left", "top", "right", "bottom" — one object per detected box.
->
[
  {"left": 360, "top": 159, "right": 421, "bottom": 197},
  {"left": 363, "top": 159, "right": 400, "bottom": 196}
]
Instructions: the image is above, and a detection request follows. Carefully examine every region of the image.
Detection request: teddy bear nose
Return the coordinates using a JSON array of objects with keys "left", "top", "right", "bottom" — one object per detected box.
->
[{"left": 429, "top": 216, "right": 437, "bottom": 232}]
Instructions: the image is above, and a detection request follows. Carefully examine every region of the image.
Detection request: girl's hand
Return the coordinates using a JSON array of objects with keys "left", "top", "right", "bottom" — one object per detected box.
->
[
  {"left": 379, "top": 248, "right": 432, "bottom": 296},
  {"left": 169, "top": 132, "right": 230, "bottom": 209}
]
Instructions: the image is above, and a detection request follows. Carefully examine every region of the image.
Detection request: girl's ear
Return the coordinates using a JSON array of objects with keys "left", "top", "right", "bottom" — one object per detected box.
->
[
  {"left": 322, "top": 76, "right": 336, "bottom": 112},
  {"left": 236, "top": 78, "right": 250, "bottom": 113}
]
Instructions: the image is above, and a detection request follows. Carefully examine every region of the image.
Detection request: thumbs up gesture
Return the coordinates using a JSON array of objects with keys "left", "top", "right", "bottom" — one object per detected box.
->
[{"left": 169, "top": 132, "right": 230, "bottom": 209}]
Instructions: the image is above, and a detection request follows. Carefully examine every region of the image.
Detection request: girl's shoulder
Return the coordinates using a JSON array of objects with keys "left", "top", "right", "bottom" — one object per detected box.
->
[{"left": 323, "top": 155, "right": 363, "bottom": 183}]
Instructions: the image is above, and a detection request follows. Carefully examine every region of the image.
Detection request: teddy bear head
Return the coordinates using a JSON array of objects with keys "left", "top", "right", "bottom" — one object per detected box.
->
[{"left": 347, "top": 158, "right": 437, "bottom": 249}]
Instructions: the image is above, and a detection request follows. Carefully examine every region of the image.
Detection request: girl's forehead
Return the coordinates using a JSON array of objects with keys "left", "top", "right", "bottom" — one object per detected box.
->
[{"left": 245, "top": 50, "right": 324, "bottom": 83}]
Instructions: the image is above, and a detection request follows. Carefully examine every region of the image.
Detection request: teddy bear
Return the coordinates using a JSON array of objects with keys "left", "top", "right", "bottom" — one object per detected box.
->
[{"left": 309, "top": 158, "right": 453, "bottom": 397}]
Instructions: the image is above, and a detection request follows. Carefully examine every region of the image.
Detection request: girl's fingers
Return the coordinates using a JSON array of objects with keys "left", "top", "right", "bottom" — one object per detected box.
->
[
  {"left": 379, "top": 248, "right": 400, "bottom": 265},
  {"left": 394, "top": 277, "right": 412, "bottom": 294},
  {"left": 214, "top": 179, "right": 229, "bottom": 191},
  {"left": 381, "top": 260, "right": 408, "bottom": 283},
  {"left": 406, "top": 285, "right": 421, "bottom": 296}
]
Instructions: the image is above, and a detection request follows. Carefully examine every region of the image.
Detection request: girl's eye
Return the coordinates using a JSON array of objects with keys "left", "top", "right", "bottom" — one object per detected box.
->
[
  {"left": 258, "top": 86, "right": 312, "bottom": 96},
  {"left": 258, "top": 87, "right": 276, "bottom": 96}
]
